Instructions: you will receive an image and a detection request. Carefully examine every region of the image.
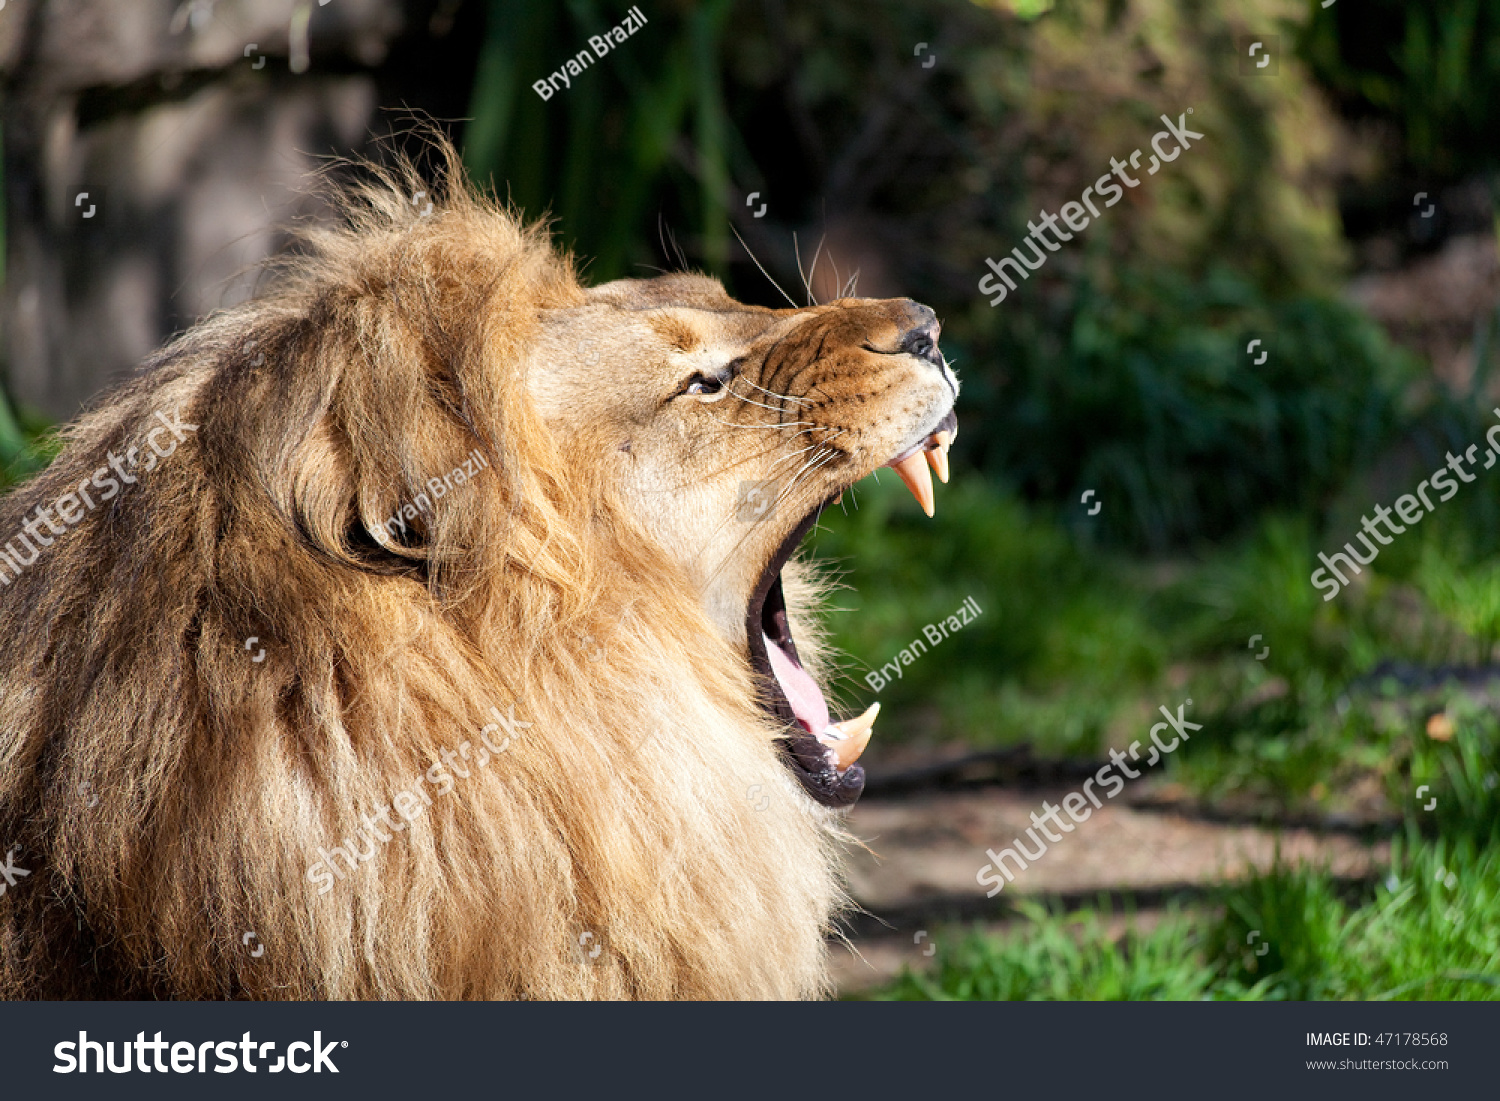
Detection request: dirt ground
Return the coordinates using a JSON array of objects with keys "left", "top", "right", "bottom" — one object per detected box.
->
[{"left": 830, "top": 784, "right": 1390, "bottom": 994}]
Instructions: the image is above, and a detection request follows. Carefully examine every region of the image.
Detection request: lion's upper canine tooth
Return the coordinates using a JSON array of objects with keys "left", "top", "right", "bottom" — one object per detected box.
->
[
  {"left": 891, "top": 450, "right": 935, "bottom": 517},
  {"left": 818, "top": 703, "right": 879, "bottom": 771},
  {"left": 924, "top": 432, "right": 950, "bottom": 484}
]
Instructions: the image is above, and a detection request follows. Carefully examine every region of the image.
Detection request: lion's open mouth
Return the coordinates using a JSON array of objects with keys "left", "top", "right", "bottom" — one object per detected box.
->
[{"left": 746, "top": 409, "right": 957, "bottom": 808}]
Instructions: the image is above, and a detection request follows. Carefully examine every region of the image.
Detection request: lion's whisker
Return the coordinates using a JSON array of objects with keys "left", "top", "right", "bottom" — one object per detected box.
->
[
  {"left": 737, "top": 377, "right": 810, "bottom": 408},
  {"left": 696, "top": 432, "right": 847, "bottom": 587},
  {"left": 758, "top": 427, "right": 835, "bottom": 464},
  {"left": 729, "top": 389, "right": 802, "bottom": 417},
  {"left": 774, "top": 433, "right": 846, "bottom": 484},
  {"left": 769, "top": 431, "right": 840, "bottom": 463},
  {"left": 731, "top": 224, "right": 799, "bottom": 310},
  {"left": 654, "top": 432, "right": 793, "bottom": 492},
  {"left": 768, "top": 429, "right": 847, "bottom": 471},
  {"left": 676, "top": 421, "right": 838, "bottom": 488},
  {"left": 680, "top": 425, "right": 822, "bottom": 475},
  {"left": 793, "top": 231, "right": 810, "bottom": 307},
  {"left": 675, "top": 440, "right": 794, "bottom": 486},
  {"left": 704, "top": 414, "right": 817, "bottom": 432},
  {"left": 658, "top": 212, "right": 690, "bottom": 273},
  {"left": 773, "top": 449, "right": 842, "bottom": 513},
  {"left": 806, "top": 235, "right": 826, "bottom": 307}
]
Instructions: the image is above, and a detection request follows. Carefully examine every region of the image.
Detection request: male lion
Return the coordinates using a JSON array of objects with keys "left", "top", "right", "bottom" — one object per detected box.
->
[{"left": 0, "top": 142, "right": 957, "bottom": 999}]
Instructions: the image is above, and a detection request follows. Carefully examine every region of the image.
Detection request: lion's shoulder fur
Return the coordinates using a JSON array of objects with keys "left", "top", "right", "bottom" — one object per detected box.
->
[{"left": 0, "top": 143, "right": 842, "bottom": 999}]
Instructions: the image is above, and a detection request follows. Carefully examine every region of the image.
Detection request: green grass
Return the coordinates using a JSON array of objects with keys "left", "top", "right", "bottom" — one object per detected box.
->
[
  {"left": 809, "top": 463, "right": 1500, "bottom": 817},
  {"left": 877, "top": 900, "right": 1221, "bottom": 1001},
  {"left": 873, "top": 836, "right": 1500, "bottom": 1001},
  {"left": 855, "top": 597, "right": 1500, "bottom": 1002},
  {"left": 807, "top": 475, "right": 1169, "bottom": 757}
]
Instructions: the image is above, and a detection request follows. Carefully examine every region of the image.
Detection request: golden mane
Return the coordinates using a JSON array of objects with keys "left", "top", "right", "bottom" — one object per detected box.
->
[{"left": 0, "top": 141, "right": 844, "bottom": 999}]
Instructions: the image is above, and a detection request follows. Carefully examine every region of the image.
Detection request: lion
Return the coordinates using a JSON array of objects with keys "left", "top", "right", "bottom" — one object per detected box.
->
[{"left": 0, "top": 140, "right": 957, "bottom": 999}]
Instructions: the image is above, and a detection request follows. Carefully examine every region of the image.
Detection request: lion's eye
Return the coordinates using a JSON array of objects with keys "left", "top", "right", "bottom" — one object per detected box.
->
[{"left": 680, "top": 371, "right": 731, "bottom": 402}]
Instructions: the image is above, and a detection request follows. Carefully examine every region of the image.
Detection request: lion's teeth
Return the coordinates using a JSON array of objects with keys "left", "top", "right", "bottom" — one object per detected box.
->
[
  {"left": 819, "top": 703, "right": 879, "bottom": 771},
  {"left": 891, "top": 451, "right": 935, "bottom": 517},
  {"left": 925, "top": 432, "right": 950, "bottom": 484}
]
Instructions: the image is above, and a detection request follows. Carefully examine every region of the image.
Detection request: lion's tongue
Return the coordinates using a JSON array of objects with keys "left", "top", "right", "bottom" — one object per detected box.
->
[{"left": 763, "top": 632, "right": 830, "bottom": 736}]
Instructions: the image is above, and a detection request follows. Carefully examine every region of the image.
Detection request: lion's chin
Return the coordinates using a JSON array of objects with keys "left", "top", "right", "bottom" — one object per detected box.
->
[{"left": 746, "top": 409, "right": 957, "bottom": 810}]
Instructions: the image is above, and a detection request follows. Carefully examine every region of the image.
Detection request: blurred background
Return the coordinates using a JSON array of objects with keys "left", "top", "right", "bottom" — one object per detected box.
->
[{"left": 2, "top": 0, "right": 1498, "bottom": 999}]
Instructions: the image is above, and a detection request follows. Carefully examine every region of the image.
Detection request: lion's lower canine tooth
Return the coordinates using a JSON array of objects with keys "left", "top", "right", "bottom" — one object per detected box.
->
[
  {"left": 892, "top": 451, "right": 935, "bottom": 517},
  {"left": 821, "top": 703, "right": 879, "bottom": 771}
]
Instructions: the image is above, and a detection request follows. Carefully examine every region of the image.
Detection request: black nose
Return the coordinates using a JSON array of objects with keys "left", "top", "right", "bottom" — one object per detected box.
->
[{"left": 898, "top": 305, "right": 942, "bottom": 366}]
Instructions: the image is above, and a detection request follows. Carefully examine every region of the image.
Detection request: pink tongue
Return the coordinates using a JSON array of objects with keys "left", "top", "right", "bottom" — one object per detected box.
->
[{"left": 763, "top": 633, "right": 830, "bottom": 735}]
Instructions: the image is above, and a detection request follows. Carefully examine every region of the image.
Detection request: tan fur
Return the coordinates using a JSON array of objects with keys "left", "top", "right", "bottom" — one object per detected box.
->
[{"left": 0, "top": 140, "right": 955, "bottom": 999}]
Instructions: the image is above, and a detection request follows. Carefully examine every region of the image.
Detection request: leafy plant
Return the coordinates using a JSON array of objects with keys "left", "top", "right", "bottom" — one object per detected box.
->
[
  {"left": 1299, "top": 0, "right": 1500, "bottom": 177},
  {"left": 0, "top": 382, "right": 52, "bottom": 490},
  {"left": 972, "top": 263, "right": 1417, "bottom": 549},
  {"left": 1407, "top": 702, "right": 1500, "bottom": 846},
  {"left": 464, "top": 0, "right": 738, "bottom": 280}
]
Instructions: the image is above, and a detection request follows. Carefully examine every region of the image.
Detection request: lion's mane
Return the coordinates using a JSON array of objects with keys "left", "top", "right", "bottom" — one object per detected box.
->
[{"left": 0, "top": 144, "right": 843, "bottom": 999}]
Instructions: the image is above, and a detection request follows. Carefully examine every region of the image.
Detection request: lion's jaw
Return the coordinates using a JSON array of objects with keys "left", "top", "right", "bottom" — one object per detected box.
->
[{"left": 532, "top": 273, "right": 958, "bottom": 807}]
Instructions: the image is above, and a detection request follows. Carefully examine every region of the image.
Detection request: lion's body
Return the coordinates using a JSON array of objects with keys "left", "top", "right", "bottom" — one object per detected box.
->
[
  {"left": 0, "top": 141, "right": 958, "bottom": 1000},
  {"left": 0, "top": 154, "right": 846, "bottom": 999}
]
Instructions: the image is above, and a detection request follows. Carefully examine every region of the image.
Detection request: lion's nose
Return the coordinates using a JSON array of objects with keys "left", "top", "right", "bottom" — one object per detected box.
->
[{"left": 897, "top": 303, "right": 942, "bottom": 366}]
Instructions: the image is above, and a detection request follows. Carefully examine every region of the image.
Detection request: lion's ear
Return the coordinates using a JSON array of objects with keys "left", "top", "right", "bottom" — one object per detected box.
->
[{"left": 279, "top": 414, "right": 428, "bottom": 576}]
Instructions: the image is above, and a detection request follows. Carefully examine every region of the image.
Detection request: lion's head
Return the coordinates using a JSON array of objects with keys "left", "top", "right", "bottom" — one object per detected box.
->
[
  {"left": 533, "top": 271, "right": 957, "bottom": 807},
  {"left": 0, "top": 142, "right": 955, "bottom": 999}
]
